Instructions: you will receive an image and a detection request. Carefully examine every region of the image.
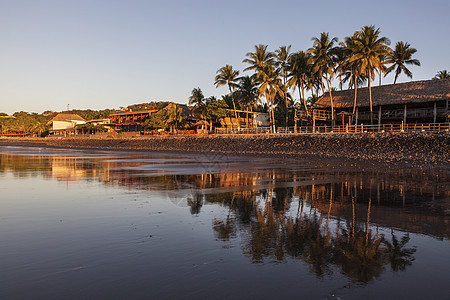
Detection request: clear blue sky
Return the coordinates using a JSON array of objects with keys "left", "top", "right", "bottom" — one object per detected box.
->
[{"left": 1, "top": 0, "right": 449, "bottom": 114}]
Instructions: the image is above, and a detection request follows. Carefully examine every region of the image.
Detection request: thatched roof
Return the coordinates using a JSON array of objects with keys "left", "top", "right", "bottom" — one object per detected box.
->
[
  {"left": 312, "top": 78, "right": 450, "bottom": 109},
  {"left": 47, "top": 113, "right": 86, "bottom": 125}
]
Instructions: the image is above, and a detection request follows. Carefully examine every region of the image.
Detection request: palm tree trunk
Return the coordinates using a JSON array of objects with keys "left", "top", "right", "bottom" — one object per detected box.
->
[
  {"left": 352, "top": 72, "right": 358, "bottom": 115},
  {"left": 325, "top": 73, "right": 334, "bottom": 122},
  {"left": 297, "top": 86, "right": 303, "bottom": 116},
  {"left": 320, "top": 72, "right": 325, "bottom": 95},
  {"left": 369, "top": 76, "right": 373, "bottom": 125},
  {"left": 300, "top": 79, "right": 308, "bottom": 115},
  {"left": 284, "top": 76, "right": 288, "bottom": 130},
  {"left": 246, "top": 110, "right": 249, "bottom": 127},
  {"left": 229, "top": 87, "right": 238, "bottom": 127},
  {"left": 270, "top": 94, "right": 276, "bottom": 133},
  {"left": 265, "top": 91, "right": 273, "bottom": 132}
]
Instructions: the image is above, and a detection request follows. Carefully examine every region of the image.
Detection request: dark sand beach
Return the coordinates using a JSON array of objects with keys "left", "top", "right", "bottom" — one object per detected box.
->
[{"left": 1, "top": 132, "right": 449, "bottom": 168}]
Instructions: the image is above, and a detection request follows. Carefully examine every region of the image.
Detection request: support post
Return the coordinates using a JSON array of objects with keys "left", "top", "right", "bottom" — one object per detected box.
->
[
  {"left": 433, "top": 101, "right": 437, "bottom": 124},
  {"left": 294, "top": 117, "right": 297, "bottom": 134},
  {"left": 403, "top": 104, "right": 407, "bottom": 125},
  {"left": 378, "top": 106, "right": 382, "bottom": 131},
  {"left": 313, "top": 114, "right": 316, "bottom": 133},
  {"left": 355, "top": 107, "right": 359, "bottom": 125}
]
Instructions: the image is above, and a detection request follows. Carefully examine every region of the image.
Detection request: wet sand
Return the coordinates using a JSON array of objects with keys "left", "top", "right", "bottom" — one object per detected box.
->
[{"left": 1, "top": 132, "right": 449, "bottom": 168}]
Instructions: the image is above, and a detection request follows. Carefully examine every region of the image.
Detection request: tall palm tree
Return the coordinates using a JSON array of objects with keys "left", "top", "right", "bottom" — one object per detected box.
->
[
  {"left": 243, "top": 44, "right": 274, "bottom": 124},
  {"left": 236, "top": 75, "right": 259, "bottom": 126},
  {"left": 287, "top": 51, "right": 311, "bottom": 115},
  {"left": 340, "top": 33, "right": 363, "bottom": 115},
  {"left": 308, "top": 32, "right": 338, "bottom": 123},
  {"left": 433, "top": 70, "right": 450, "bottom": 79},
  {"left": 188, "top": 87, "right": 206, "bottom": 121},
  {"left": 214, "top": 65, "right": 240, "bottom": 121},
  {"left": 243, "top": 44, "right": 274, "bottom": 72},
  {"left": 257, "top": 64, "right": 284, "bottom": 133},
  {"left": 385, "top": 41, "right": 420, "bottom": 84},
  {"left": 274, "top": 45, "right": 292, "bottom": 129},
  {"left": 165, "top": 104, "right": 184, "bottom": 133},
  {"left": 334, "top": 46, "right": 346, "bottom": 91},
  {"left": 237, "top": 75, "right": 259, "bottom": 110},
  {"left": 351, "top": 25, "right": 391, "bottom": 124}
]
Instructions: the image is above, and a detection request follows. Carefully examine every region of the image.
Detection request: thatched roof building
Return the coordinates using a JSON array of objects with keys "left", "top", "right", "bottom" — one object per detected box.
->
[
  {"left": 311, "top": 79, "right": 450, "bottom": 124},
  {"left": 312, "top": 78, "right": 450, "bottom": 109}
]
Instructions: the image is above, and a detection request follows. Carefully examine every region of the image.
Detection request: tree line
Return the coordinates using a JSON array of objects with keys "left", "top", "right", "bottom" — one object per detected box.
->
[
  {"left": 0, "top": 109, "right": 114, "bottom": 136},
  {"left": 204, "top": 25, "right": 445, "bottom": 130}
]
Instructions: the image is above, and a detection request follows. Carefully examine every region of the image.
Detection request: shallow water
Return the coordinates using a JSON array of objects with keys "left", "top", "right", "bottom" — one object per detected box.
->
[{"left": 0, "top": 146, "right": 449, "bottom": 299}]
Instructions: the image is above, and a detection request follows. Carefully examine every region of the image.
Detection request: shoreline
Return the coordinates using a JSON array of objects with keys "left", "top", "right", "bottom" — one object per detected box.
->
[{"left": 0, "top": 132, "right": 449, "bottom": 169}]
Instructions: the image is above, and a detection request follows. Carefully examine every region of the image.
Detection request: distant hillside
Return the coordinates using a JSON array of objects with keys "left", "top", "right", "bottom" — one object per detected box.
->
[
  {"left": 125, "top": 101, "right": 172, "bottom": 112},
  {"left": 0, "top": 101, "right": 180, "bottom": 135}
]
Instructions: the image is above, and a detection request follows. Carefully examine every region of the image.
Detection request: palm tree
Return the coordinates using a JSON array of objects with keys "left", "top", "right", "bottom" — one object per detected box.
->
[
  {"left": 433, "top": 70, "right": 450, "bottom": 79},
  {"left": 274, "top": 45, "right": 292, "bottom": 129},
  {"left": 340, "top": 33, "right": 363, "bottom": 115},
  {"left": 243, "top": 44, "right": 275, "bottom": 124},
  {"left": 214, "top": 65, "right": 240, "bottom": 122},
  {"left": 165, "top": 104, "right": 184, "bottom": 133},
  {"left": 257, "top": 64, "right": 284, "bottom": 133},
  {"left": 288, "top": 51, "right": 312, "bottom": 115},
  {"left": 243, "top": 44, "right": 274, "bottom": 72},
  {"left": 188, "top": 87, "right": 206, "bottom": 121},
  {"left": 351, "top": 25, "right": 391, "bottom": 124},
  {"left": 236, "top": 75, "right": 259, "bottom": 126},
  {"left": 385, "top": 41, "right": 420, "bottom": 84},
  {"left": 308, "top": 32, "right": 338, "bottom": 123},
  {"left": 334, "top": 46, "right": 346, "bottom": 91}
]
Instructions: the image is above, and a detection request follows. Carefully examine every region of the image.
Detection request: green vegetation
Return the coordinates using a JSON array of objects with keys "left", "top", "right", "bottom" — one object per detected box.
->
[
  {"left": 208, "top": 25, "right": 421, "bottom": 131},
  {"left": 165, "top": 105, "right": 185, "bottom": 133},
  {"left": 65, "top": 109, "right": 114, "bottom": 121},
  {"left": 188, "top": 88, "right": 207, "bottom": 121},
  {"left": 433, "top": 70, "right": 450, "bottom": 79},
  {"left": 1, "top": 101, "right": 174, "bottom": 136},
  {"left": 143, "top": 110, "right": 169, "bottom": 131},
  {"left": 125, "top": 101, "right": 171, "bottom": 112},
  {"left": 0, "top": 112, "right": 51, "bottom": 136},
  {"left": 214, "top": 65, "right": 240, "bottom": 119},
  {"left": 385, "top": 41, "right": 420, "bottom": 84}
]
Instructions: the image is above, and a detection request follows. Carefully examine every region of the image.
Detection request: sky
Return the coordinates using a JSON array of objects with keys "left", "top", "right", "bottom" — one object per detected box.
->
[{"left": 1, "top": 0, "right": 449, "bottom": 114}]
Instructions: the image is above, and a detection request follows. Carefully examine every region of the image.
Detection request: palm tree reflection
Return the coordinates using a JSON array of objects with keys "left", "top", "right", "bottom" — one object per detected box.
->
[{"left": 211, "top": 188, "right": 416, "bottom": 283}]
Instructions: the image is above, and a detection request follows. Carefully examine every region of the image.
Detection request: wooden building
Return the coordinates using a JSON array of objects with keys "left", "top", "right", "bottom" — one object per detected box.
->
[
  {"left": 310, "top": 78, "right": 450, "bottom": 125},
  {"left": 110, "top": 110, "right": 158, "bottom": 132},
  {"left": 219, "top": 110, "right": 270, "bottom": 128}
]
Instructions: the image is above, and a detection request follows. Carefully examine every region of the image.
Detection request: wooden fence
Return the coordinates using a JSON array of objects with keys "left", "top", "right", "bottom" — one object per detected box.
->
[
  {"left": 277, "top": 122, "right": 450, "bottom": 134},
  {"left": 215, "top": 127, "right": 271, "bottom": 135}
]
